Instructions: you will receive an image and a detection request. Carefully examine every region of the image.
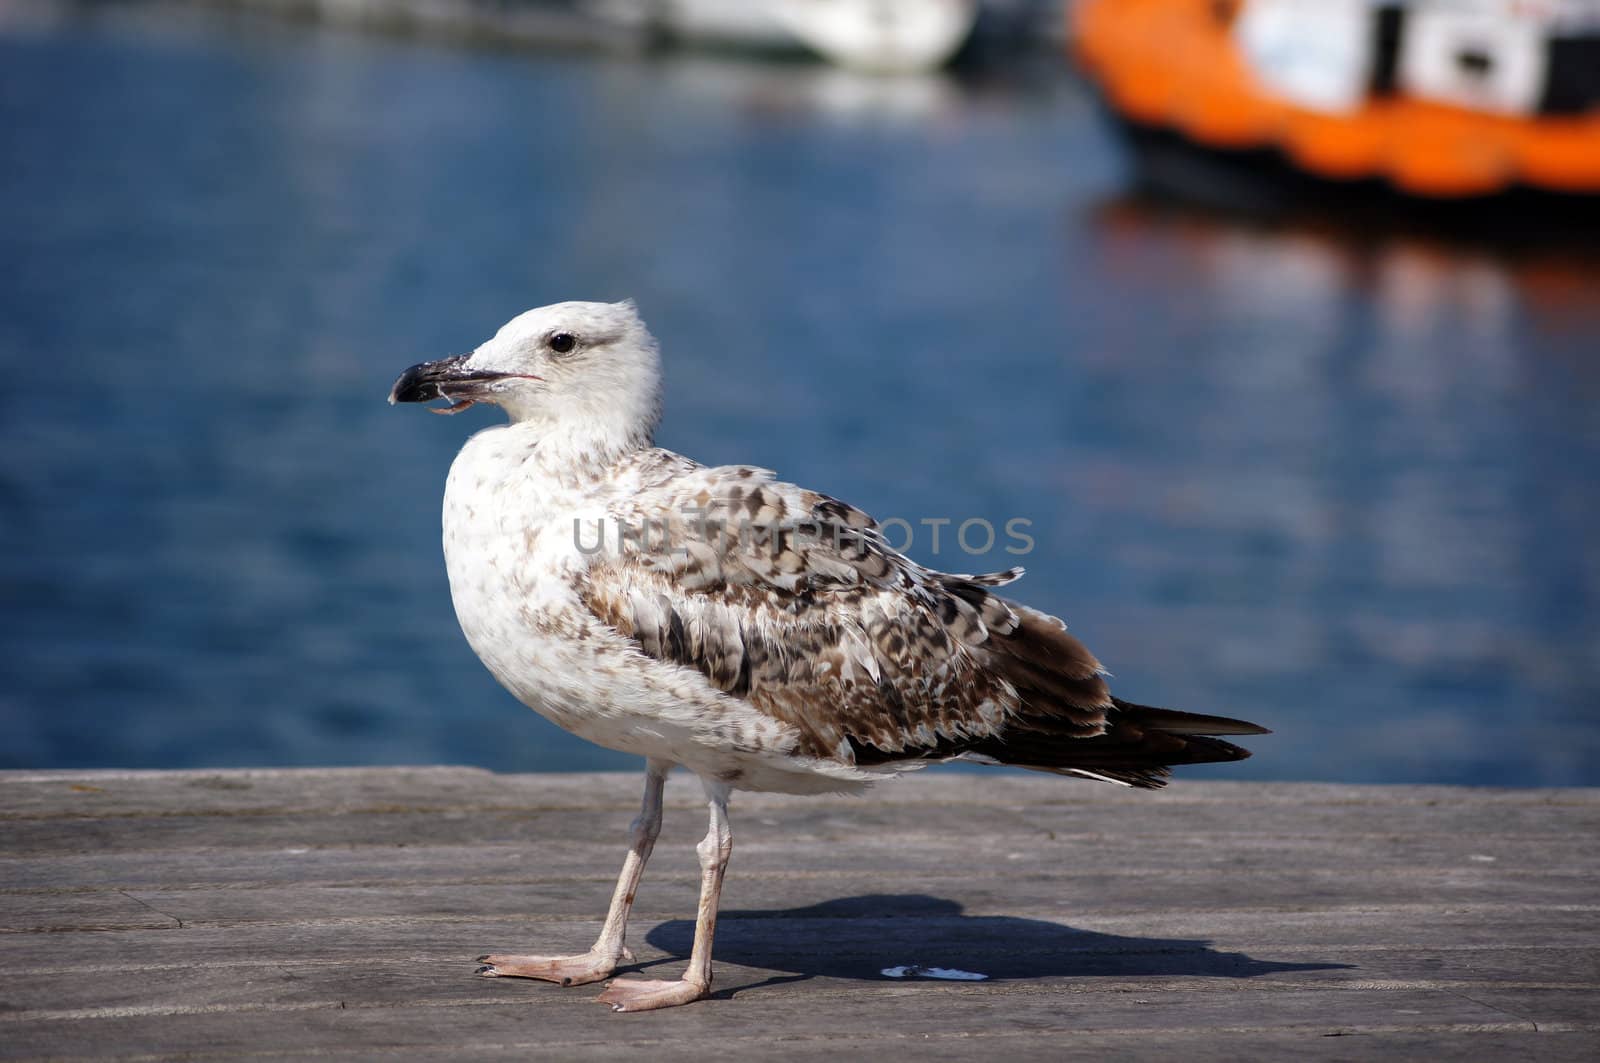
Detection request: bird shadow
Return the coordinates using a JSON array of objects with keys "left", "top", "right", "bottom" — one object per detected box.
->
[{"left": 642, "top": 893, "right": 1351, "bottom": 1000}]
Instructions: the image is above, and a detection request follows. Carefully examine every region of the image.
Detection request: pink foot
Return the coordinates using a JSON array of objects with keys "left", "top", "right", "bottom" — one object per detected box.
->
[
  {"left": 596, "top": 976, "right": 709, "bottom": 1012},
  {"left": 476, "top": 947, "right": 631, "bottom": 987}
]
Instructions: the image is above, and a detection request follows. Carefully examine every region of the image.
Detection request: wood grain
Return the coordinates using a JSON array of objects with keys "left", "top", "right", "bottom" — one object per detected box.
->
[{"left": 1, "top": 768, "right": 1596, "bottom": 1060}]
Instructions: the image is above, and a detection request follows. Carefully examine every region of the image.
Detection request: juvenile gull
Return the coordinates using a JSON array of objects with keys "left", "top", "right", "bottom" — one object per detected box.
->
[{"left": 389, "top": 300, "right": 1268, "bottom": 1012}]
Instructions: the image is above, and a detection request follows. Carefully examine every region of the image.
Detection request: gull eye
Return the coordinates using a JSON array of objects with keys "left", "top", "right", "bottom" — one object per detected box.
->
[{"left": 549, "top": 332, "right": 577, "bottom": 354}]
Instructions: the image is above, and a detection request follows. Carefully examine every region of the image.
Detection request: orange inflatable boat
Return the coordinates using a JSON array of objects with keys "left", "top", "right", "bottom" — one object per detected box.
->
[{"left": 1073, "top": 0, "right": 1600, "bottom": 198}]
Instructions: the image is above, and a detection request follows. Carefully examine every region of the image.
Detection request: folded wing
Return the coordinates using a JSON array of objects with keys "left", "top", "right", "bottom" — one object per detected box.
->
[{"left": 578, "top": 455, "right": 1266, "bottom": 788}]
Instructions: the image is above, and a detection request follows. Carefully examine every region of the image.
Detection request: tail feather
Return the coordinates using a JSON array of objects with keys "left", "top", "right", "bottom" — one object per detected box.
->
[
  {"left": 972, "top": 697, "right": 1268, "bottom": 790},
  {"left": 847, "top": 589, "right": 1269, "bottom": 788},
  {"left": 980, "top": 602, "right": 1267, "bottom": 788}
]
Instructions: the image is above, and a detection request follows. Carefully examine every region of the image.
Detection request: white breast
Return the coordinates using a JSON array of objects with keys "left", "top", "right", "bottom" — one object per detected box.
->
[{"left": 442, "top": 427, "right": 619, "bottom": 735}]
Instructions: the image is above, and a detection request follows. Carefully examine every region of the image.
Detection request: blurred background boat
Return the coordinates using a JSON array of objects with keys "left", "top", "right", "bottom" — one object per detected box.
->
[
  {"left": 181, "top": 0, "right": 1053, "bottom": 69},
  {"left": 1075, "top": 0, "right": 1600, "bottom": 200},
  {"left": 771, "top": 0, "right": 978, "bottom": 73}
]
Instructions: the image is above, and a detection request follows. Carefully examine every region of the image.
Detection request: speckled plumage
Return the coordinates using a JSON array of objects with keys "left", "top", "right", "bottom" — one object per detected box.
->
[
  {"left": 391, "top": 300, "right": 1267, "bottom": 1011},
  {"left": 580, "top": 454, "right": 1102, "bottom": 774}
]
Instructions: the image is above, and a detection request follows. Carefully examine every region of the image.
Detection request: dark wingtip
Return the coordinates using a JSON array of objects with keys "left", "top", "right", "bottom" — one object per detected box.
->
[{"left": 1111, "top": 698, "right": 1271, "bottom": 737}]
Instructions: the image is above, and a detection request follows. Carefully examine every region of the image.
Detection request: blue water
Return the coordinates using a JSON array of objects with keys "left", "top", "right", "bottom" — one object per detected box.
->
[{"left": 2, "top": 6, "right": 1598, "bottom": 785}]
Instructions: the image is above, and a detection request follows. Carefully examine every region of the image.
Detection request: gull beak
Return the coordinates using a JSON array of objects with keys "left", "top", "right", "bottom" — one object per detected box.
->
[{"left": 388, "top": 355, "right": 540, "bottom": 414}]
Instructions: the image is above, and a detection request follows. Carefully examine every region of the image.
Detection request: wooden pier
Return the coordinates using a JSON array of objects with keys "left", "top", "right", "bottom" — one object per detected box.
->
[{"left": 2, "top": 768, "right": 1596, "bottom": 1059}]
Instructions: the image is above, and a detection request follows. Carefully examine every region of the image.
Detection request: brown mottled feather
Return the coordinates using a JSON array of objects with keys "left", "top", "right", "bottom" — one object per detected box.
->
[{"left": 579, "top": 452, "right": 1267, "bottom": 787}]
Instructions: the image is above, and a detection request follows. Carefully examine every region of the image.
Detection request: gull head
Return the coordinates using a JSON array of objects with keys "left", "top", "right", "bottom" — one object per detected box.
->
[{"left": 389, "top": 300, "right": 662, "bottom": 446}]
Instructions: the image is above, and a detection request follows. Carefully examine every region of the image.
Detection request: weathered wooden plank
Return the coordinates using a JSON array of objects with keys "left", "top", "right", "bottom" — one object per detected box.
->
[
  {"left": 0, "top": 915, "right": 1593, "bottom": 986},
  {"left": 0, "top": 767, "right": 538, "bottom": 818},
  {"left": 11, "top": 1029, "right": 1593, "bottom": 1063},
  {"left": 0, "top": 804, "right": 1050, "bottom": 856},
  {"left": 0, "top": 769, "right": 1593, "bottom": 1061},
  {"left": 6, "top": 801, "right": 1593, "bottom": 865},
  {"left": 5, "top": 869, "right": 1595, "bottom": 938},
  {"left": 6, "top": 770, "right": 1594, "bottom": 828},
  {"left": 37, "top": 1030, "right": 1577, "bottom": 1063},
  {"left": 3, "top": 941, "right": 1597, "bottom": 1017},
  {"left": 6, "top": 829, "right": 1593, "bottom": 894},
  {"left": 6, "top": 769, "right": 1592, "bottom": 817},
  {"left": 4, "top": 905, "right": 1597, "bottom": 970},
  {"left": 0, "top": 986, "right": 1550, "bottom": 1060},
  {"left": 6, "top": 940, "right": 1597, "bottom": 985}
]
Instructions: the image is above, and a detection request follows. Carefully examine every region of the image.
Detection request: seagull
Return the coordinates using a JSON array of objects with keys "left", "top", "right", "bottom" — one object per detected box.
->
[{"left": 389, "top": 300, "right": 1268, "bottom": 1012}]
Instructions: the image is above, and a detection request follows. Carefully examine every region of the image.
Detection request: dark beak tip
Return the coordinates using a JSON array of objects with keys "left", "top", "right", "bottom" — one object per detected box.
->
[
  {"left": 389, "top": 360, "right": 450, "bottom": 406},
  {"left": 386, "top": 375, "right": 421, "bottom": 405}
]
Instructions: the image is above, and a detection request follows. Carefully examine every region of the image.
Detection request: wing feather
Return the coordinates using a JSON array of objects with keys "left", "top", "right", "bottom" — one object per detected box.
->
[
  {"left": 579, "top": 457, "right": 1034, "bottom": 761},
  {"left": 576, "top": 451, "right": 1266, "bottom": 784}
]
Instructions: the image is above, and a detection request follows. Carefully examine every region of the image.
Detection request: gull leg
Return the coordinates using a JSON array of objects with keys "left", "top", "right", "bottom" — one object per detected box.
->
[
  {"left": 478, "top": 758, "right": 669, "bottom": 986},
  {"left": 597, "top": 778, "right": 732, "bottom": 1012}
]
